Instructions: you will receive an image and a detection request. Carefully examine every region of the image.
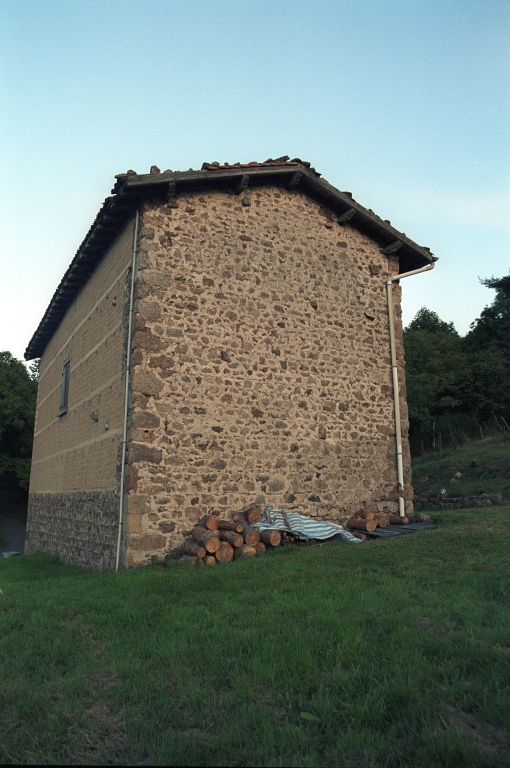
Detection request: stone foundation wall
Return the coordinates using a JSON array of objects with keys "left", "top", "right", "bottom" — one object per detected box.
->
[
  {"left": 124, "top": 186, "right": 413, "bottom": 566},
  {"left": 25, "top": 491, "right": 119, "bottom": 569}
]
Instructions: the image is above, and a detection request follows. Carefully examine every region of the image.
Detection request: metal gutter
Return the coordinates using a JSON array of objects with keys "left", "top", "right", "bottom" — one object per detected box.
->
[{"left": 386, "top": 263, "right": 435, "bottom": 516}]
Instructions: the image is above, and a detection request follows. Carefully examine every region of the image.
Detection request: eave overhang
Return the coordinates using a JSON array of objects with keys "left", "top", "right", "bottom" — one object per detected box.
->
[{"left": 25, "top": 163, "right": 435, "bottom": 360}]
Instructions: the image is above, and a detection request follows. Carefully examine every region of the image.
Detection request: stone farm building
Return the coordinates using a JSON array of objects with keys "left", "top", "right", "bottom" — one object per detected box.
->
[{"left": 24, "top": 158, "right": 435, "bottom": 569}]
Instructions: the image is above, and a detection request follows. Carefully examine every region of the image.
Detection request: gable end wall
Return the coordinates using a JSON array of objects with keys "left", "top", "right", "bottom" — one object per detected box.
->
[{"left": 123, "top": 187, "right": 412, "bottom": 566}]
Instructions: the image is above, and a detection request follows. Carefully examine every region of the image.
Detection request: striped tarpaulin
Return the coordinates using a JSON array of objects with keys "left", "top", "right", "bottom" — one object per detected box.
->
[{"left": 253, "top": 508, "right": 362, "bottom": 544}]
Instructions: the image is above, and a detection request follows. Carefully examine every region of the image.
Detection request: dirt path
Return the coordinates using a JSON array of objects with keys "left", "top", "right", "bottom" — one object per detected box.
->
[{"left": 0, "top": 515, "right": 26, "bottom": 555}]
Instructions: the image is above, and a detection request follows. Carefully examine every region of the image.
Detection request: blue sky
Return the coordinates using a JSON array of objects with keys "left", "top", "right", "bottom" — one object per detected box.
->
[{"left": 1, "top": 0, "right": 509, "bottom": 360}]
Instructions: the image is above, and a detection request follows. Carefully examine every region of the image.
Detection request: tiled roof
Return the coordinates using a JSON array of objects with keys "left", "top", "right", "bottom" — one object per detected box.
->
[
  {"left": 200, "top": 157, "right": 320, "bottom": 174},
  {"left": 25, "top": 159, "right": 435, "bottom": 360}
]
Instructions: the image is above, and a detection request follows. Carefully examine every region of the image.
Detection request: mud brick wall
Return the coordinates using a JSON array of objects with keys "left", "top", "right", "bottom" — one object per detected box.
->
[
  {"left": 26, "top": 220, "right": 135, "bottom": 568},
  {"left": 124, "top": 186, "right": 413, "bottom": 566}
]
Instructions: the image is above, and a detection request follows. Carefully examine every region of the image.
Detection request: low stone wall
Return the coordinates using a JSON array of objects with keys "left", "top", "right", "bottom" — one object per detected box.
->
[
  {"left": 25, "top": 491, "right": 119, "bottom": 569},
  {"left": 414, "top": 494, "right": 504, "bottom": 510}
]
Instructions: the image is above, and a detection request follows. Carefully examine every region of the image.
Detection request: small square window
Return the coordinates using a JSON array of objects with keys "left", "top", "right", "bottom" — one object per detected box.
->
[{"left": 59, "top": 355, "right": 71, "bottom": 415}]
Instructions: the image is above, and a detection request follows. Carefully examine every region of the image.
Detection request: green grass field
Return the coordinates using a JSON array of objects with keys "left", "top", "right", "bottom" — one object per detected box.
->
[{"left": 1, "top": 507, "right": 510, "bottom": 767}]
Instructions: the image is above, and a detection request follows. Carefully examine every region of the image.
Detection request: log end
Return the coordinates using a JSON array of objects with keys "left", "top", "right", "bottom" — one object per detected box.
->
[{"left": 234, "top": 545, "right": 257, "bottom": 560}]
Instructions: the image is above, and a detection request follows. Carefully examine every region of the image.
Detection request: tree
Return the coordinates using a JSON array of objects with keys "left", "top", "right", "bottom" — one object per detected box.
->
[
  {"left": 405, "top": 307, "right": 458, "bottom": 337},
  {"left": 0, "top": 352, "right": 38, "bottom": 490},
  {"left": 465, "top": 274, "right": 510, "bottom": 407},
  {"left": 466, "top": 275, "right": 510, "bottom": 355},
  {"left": 403, "top": 321, "right": 466, "bottom": 450},
  {"left": 404, "top": 299, "right": 509, "bottom": 453}
]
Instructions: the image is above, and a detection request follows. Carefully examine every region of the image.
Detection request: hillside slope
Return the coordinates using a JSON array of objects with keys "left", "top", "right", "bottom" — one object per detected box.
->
[{"left": 412, "top": 435, "right": 510, "bottom": 499}]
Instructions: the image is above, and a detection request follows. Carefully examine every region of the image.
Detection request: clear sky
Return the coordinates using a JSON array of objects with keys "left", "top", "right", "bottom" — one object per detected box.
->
[{"left": 1, "top": 0, "right": 509, "bottom": 361}]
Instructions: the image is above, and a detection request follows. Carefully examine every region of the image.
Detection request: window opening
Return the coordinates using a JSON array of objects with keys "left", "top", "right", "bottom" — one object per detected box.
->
[{"left": 59, "top": 355, "right": 71, "bottom": 414}]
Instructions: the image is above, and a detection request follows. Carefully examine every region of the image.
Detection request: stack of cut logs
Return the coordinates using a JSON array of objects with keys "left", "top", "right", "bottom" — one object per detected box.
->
[
  {"left": 346, "top": 509, "right": 409, "bottom": 541},
  {"left": 176, "top": 504, "right": 282, "bottom": 566}
]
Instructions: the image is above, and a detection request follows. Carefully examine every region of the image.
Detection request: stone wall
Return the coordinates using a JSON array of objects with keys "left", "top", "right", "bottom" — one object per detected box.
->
[
  {"left": 414, "top": 494, "right": 502, "bottom": 510},
  {"left": 124, "top": 186, "right": 413, "bottom": 566},
  {"left": 26, "top": 491, "right": 119, "bottom": 569}
]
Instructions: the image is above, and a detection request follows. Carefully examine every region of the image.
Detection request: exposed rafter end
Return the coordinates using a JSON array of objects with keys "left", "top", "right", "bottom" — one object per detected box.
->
[
  {"left": 234, "top": 175, "right": 249, "bottom": 195},
  {"left": 337, "top": 207, "right": 356, "bottom": 224},
  {"left": 165, "top": 182, "right": 176, "bottom": 202},
  {"left": 286, "top": 171, "right": 302, "bottom": 191},
  {"left": 382, "top": 240, "right": 403, "bottom": 255}
]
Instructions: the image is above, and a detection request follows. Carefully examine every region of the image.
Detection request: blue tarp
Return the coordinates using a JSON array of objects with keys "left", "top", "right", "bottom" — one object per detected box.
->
[{"left": 253, "top": 507, "right": 362, "bottom": 543}]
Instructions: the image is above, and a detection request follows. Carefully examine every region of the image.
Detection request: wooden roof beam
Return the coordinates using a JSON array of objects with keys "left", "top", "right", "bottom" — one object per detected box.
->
[
  {"left": 337, "top": 208, "right": 356, "bottom": 224},
  {"left": 234, "top": 175, "right": 249, "bottom": 195},
  {"left": 286, "top": 171, "right": 302, "bottom": 190},
  {"left": 382, "top": 240, "right": 403, "bottom": 255}
]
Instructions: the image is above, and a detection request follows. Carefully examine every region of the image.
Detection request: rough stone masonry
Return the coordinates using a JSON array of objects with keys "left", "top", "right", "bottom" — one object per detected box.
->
[{"left": 123, "top": 185, "right": 413, "bottom": 567}]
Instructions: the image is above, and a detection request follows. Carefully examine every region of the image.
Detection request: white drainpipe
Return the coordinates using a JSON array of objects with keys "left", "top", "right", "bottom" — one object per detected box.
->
[
  {"left": 386, "top": 261, "right": 435, "bottom": 516},
  {"left": 116, "top": 209, "right": 140, "bottom": 571}
]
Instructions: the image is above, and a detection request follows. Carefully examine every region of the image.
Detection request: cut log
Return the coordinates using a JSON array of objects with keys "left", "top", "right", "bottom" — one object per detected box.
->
[
  {"left": 390, "top": 515, "right": 409, "bottom": 525},
  {"left": 258, "top": 529, "right": 282, "bottom": 547},
  {"left": 255, "top": 542, "right": 266, "bottom": 555},
  {"left": 191, "top": 525, "right": 221, "bottom": 552},
  {"left": 219, "top": 530, "right": 244, "bottom": 548},
  {"left": 244, "top": 503, "right": 263, "bottom": 524},
  {"left": 356, "top": 509, "right": 375, "bottom": 521},
  {"left": 181, "top": 539, "right": 206, "bottom": 559},
  {"left": 234, "top": 545, "right": 257, "bottom": 560},
  {"left": 351, "top": 531, "right": 367, "bottom": 541},
  {"left": 233, "top": 513, "right": 248, "bottom": 525},
  {"left": 200, "top": 514, "right": 221, "bottom": 530},
  {"left": 347, "top": 518, "right": 377, "bottom": 532},
  {"left": 239, "top": 524, "right": 260, "bottom": 547},
  {"left": 217, "top": 520, "right": 244, "bottom": 533},
  {"left": 374, "top": 514, "right": 389, "bottom": 528},
  {"left": 215, "top": 542, "right": 234, "bottom": 563},
  {"left": 204, "top": 555, "right": 216, "bottom": 565}
]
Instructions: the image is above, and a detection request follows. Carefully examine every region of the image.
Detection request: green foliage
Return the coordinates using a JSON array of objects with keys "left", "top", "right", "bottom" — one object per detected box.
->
[
  {"left": 406, "top": 306, "right": 459, "bottom": 337},
  {"left": 28, "top": 358, "right": 40, "bottom": 383},
  {"left": 405, "top": 289, "right": 510, "bottom": 454},
  {"left": 465, "top": 281, "right": 510, "bottom": 408},
  {"left": 0, "top": 352, "right": 38, "bottom": 489}
]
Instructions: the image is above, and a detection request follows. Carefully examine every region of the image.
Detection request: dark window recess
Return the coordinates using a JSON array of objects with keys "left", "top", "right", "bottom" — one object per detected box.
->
[{"left": 59, "top": 357, "right": 71, "bottom": 414}]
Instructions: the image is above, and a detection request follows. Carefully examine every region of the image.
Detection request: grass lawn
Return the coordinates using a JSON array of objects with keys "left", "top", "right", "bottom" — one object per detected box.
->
[{"left": 1, "top": 508, "right": 510, "bottom": 766}]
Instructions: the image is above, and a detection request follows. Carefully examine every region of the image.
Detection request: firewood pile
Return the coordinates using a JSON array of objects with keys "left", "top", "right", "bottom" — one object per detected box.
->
[
  {"left": 169, "top": 503, "right": 412, "bottom": 566},
  {"left": 175, "top": 504, "right": 284, "bottom": 566},
  {"left": 346, "top": 509, "right": 409, "bottom": 541}
]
